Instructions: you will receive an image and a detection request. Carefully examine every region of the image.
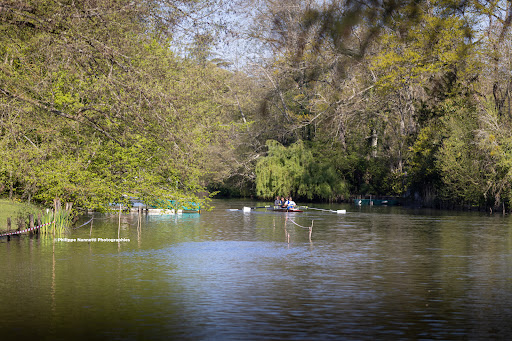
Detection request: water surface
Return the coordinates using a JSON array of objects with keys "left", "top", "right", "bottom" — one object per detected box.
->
[{"left": 1, "top": 200, "right": 512, "bottom": 340}]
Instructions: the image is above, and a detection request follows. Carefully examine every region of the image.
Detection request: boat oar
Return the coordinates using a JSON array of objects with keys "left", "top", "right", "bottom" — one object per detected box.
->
[
  {"left": 302, "top": 207, "right": 330, "bottom": 212},
  {"left": 228, "top": 205, "right": 346, "bottom": 214},
  {"left": 226, "top": 205, "right": 271, "bottom": 212},
  {"left": 300, "top": 206, "right": 346, "bottom": 214}
]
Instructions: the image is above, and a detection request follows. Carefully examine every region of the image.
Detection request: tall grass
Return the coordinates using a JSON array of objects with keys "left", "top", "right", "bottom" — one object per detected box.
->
[{"left": 40, "top": 209, "right": 72, "bottom": 234}]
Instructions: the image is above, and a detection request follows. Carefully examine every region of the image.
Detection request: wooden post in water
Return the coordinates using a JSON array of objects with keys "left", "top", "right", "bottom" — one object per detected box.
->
[
  {"left": 284, "top": 216, "right": 288, "bottom": 243},
  {"left": 137, "top": 206, "right": 142, "bottom": 246},
  {"left": 53, "top": 198, "right": 60, "bottom": 235},
  {"left": 138, "top": 206, "right": 142, "bottom": 229},
  {"left": 89, "top": 217, "right": 93, "bottom": 237},
  {"left": 118, "top": 204, "right": 121, "bottom": 239},
  {"left": 309, "top": 221, "right": 313, "bottom": 242},
  {"left": 6, "top": 217, "right": 11, "bottom": 242},
  {"left": 29, "top": 214, "right": 34, "bottom": 236},
  {"left": 37, "top": 213, "right": 41, "bottom": 235}
]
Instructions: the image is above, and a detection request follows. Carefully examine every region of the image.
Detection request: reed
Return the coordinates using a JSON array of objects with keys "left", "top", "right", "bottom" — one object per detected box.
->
[{"left": 40, "top": 209, "right": 72, "bottom": 234}]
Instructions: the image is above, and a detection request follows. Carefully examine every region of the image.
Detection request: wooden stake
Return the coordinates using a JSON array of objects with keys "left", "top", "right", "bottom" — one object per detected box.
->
[
  {"left": 29, "top": 214, "right": 34, "bottom": 236},
  {"left": 118, "top": 204, "right": 122, "bottom": 239},
  {"left": 137, "top": 207, "right": 141, "bottom": 246},
  {"left": 89, "top": 217, "right": 93, "bottom": 237}
]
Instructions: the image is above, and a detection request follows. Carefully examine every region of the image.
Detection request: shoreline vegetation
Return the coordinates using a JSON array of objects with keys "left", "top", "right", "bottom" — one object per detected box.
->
[
  {"left": 0, "top": 198, "right": 72, "bottom": 235},
  {"left": 1, "top": 193, "right": 504, "bottom": 234},
  {"left": 2, "top": 2, "right": 512, "bottom": 216},
  {"left": 0, "top": 194, "right": 505, "bottom": 236}
]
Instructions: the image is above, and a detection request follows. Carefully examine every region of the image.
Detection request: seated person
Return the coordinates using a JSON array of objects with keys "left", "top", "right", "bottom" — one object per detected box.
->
[
  {"left": 274, "top": 196, "right": 282, "bottom": 206},
  {"left": 284, "top": 197, "right": 296, "bottom": 209}
]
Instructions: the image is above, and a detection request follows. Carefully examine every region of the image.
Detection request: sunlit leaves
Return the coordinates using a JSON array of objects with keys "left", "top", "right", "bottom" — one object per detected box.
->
[
  {"left": 371, "top": 13, "right": 474, "bottom": 93},
  {"left": 0, "top": 0, "right": 249, "bottom": 211}
]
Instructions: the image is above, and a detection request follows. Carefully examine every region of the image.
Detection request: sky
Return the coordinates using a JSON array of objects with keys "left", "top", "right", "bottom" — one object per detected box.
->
[{"left": 168, "top": 0, "right": 272, "bottom": 69}]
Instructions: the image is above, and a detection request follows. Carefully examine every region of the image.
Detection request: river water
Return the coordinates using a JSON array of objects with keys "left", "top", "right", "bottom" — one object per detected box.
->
[{"left": 1, "top": 199, "right": 512, "bottom": 340}]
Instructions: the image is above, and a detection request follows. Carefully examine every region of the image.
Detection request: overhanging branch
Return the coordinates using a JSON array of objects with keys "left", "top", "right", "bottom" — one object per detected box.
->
[{"left": 0, "top": 86, "right": 124, "bottom": 146}]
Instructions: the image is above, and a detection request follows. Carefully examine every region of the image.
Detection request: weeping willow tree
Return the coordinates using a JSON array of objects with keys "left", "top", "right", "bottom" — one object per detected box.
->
[{"left": 255, "top": 140, "right": 348, "bottom": 201}]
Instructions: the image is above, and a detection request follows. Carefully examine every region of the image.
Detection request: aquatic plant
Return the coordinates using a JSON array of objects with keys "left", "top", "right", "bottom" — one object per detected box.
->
[{"left": 40, "top": 209, "right": 72, "bottom": 234}]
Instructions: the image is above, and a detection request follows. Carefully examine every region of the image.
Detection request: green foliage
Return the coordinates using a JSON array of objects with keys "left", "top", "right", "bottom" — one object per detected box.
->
[
  {"left": 0, "top": 198, "right": 40, "bottom": 229},
  {"left": 472, "top": 104, "right": 512, "bottom": 208},
  {"left": 435, "top": 111, "right": 483, "bottom": 205},
  {"left": 3, "top": 0, "right": 512, "bottom": 211},
  {"left": 249, "top": 0, "right": 512, "bottom": 209},
  {"left": 255, "top": 140, "right": 348, "bottom": 200},
  {"left": 0, "top": 0, "right": 247, "bottom": 211},
  {"left": 406, "top": 122, "right": 443, "bottom": 196},
  {"left": 372, "top": 13, "right": 474, "bottom": 93}
]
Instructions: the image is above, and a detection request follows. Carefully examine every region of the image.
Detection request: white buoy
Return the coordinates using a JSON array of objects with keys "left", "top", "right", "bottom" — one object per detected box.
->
[
  {"left": 243, "top": 206, "right": 252, "bottom": 213},
  {"left": 336, "top": 210, "right": 346, "bottom": 214}
]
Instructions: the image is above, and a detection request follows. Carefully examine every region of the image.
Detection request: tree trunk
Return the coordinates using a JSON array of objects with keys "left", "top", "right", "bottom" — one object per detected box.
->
[{"left": 371, "top": 129, "right": 378, "bottom": 158}]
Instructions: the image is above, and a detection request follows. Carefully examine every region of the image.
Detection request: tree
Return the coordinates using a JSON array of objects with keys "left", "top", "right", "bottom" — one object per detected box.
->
[
  {"left": 243, "top": 0, "right": 510, "bottom": 205},
  {"left": 0, "top": 0, "right": 248, "bottom": 210},
  {"left": 255, "top": 140, "right": 348, "bottom": 200}
]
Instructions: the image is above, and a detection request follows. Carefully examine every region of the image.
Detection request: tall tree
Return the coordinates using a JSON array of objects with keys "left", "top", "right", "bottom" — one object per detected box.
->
[
  {"left": 243, "top": 0, "right": 512, "bottom": 204},
  {"left": 0, "top": 0, "right": 247, "bottom": 210}
]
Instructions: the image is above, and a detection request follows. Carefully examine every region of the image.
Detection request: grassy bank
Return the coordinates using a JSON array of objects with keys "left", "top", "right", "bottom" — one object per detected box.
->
[
  {"left": 0, "top": 198, "right": 74, "bottom": 234},
  {"left": 0, "top": 198, "right": 42, "bottom": 229}
]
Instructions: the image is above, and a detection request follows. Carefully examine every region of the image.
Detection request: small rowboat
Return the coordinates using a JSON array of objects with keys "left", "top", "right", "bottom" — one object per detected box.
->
[
  {"left": 231, "top": 206, "right": 345, "bottom": 214},
  {"left": 267, "top": 206, "right": 303, "bottom": 213}
]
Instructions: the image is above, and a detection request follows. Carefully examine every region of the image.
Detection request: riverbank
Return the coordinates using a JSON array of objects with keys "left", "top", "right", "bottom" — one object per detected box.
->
[{"left": 0, "top": 198, "right": 42, "bottom": 230}]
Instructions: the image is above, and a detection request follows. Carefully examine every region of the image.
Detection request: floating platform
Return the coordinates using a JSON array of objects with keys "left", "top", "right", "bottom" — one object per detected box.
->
[{"left": 128, "top": 200, "right": 201, "bottom": 214}]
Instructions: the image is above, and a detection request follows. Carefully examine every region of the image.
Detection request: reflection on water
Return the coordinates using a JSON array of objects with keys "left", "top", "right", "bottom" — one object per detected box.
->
[{"left": 1, "top": 200, "right": 512, "bottom": 340}]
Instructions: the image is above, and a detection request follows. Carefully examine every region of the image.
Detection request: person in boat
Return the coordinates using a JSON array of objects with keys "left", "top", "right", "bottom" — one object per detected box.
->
[
  {"left": 274, "top": 196, "right": 282, "bottom": 206},
  {"left": 284, "top": 197, "right": 296, "bottom": 209},
  {"left": 280, "top": 196, "right": 286, "bottom": 207}
]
